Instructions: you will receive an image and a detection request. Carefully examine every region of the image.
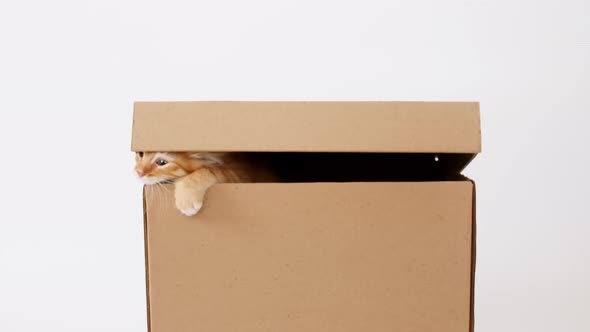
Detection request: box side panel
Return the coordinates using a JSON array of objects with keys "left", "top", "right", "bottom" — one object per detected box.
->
[
  {"left": 132, "top": 101, "right": 481, "bottom": 153},
  {"left": 144, "top": 182, "right": 474, "bottom": 332},
  {"left": 142, "top": 187, "right": 152, "bottom": 332},
  {"left": 470, "top": 181, "right": 476, "bottom": 332}
]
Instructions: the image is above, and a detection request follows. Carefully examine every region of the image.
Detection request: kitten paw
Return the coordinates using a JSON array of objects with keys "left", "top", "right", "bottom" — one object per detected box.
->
[
  {"left": 174, "top": 178, "right": 212, "bottom": 217},
  {"left": 179, "top": 201, "right": 203, "bottom": 216}
]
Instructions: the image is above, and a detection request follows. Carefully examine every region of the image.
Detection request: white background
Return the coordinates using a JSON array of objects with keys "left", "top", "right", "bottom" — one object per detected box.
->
[{"left": 1, "top": 0, "right": 589, "bottom": 331}]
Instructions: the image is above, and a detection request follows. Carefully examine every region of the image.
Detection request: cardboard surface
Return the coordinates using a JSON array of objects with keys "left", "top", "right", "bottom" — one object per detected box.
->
[
  {"left": 132, "top": 101, "right": 481, "bottom": 153},
  {"left": 144, "top": 181, "right": 474, "bottom": 332}
]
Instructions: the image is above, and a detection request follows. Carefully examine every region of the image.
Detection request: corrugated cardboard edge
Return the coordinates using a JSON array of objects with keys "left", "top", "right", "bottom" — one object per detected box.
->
[
  {"left": 451, "top": 175, "right": 476, "bottom": 332},
  {"left": 468, "top": 178, "right": 477, "bottom": 332},
  {"left": 143, "top": 186, "right": 152, "bottom": 332}
]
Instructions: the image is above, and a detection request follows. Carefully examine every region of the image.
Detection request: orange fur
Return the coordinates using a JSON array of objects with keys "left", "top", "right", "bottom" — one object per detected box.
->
[{"left": 134, "top": 152, "right": 261, "bottom": 216}]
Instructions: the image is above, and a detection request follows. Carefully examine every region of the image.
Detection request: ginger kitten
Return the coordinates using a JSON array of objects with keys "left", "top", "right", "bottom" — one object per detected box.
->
[{"left": 134, "top": 152, "right": 258, "bottom": 216}]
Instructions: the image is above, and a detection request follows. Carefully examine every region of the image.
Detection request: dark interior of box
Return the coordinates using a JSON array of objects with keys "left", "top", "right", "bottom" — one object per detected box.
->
[{"left": 252, "top": 152, "right": 475, "bottom": 182}]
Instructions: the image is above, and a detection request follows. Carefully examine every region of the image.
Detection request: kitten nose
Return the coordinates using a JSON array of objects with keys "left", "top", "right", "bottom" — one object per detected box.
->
[{"left": 136, "top": 170, "right": 145, "bottom": 177}]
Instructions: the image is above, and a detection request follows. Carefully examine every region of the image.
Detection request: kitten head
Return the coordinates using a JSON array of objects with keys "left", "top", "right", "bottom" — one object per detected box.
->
[{"left": 134, "top": 152, "right": 223, "bottom": 185}]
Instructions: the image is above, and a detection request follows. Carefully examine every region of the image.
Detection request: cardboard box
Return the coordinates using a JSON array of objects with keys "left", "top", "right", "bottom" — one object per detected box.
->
[{"left": 131, "top": 101, "right": 480, "bottom": 332}]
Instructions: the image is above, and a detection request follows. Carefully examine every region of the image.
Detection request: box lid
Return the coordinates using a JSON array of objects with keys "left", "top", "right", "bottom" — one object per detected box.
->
[{"left": 131, "top": 101, "right": 480, "bottom": 153}]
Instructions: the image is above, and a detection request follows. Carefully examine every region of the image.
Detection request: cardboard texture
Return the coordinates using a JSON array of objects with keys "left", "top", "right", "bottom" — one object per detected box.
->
[
  {"left": 133, "top": 101, "right": 480, "bottom": 332},
  {"left": 132, "top": 101, "right": 481, "bottom": 153}
]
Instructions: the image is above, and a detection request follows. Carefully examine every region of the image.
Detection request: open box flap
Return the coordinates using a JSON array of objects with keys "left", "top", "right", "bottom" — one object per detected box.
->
[{"left": 132, "top": 101, "right": 481, "bottom": 154}]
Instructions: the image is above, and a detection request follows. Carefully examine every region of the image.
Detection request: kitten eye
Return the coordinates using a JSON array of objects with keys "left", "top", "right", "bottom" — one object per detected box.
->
[
  {"left": 138, "top": 152, "right": 144, "bottom": 158},
  {"left": 155, "top": 159, "right": 168, "bottom": 166}
]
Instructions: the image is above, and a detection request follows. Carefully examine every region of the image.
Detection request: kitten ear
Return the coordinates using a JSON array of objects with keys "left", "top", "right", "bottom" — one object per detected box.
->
[{"left": 190, "top": 153, "right": 224, "bottom": 165}]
